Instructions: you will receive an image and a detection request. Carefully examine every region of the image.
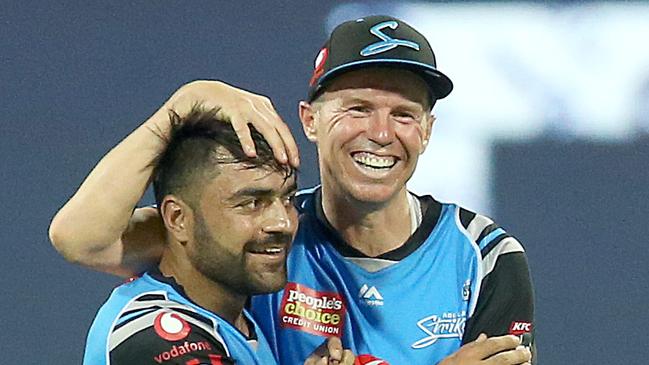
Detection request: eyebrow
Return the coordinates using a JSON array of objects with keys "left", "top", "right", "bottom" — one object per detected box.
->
[
  {"left": 342, "top": 97, "right": 372, "bottom": 105},
  {"left": 343, "top": 97, "right": 425, "bottom": 112},
  {"left": 230, "top": 180, "right": 298, "bottom": 199}
]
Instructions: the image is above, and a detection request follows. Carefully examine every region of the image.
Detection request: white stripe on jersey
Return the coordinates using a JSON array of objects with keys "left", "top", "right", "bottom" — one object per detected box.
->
[
  {"left": 466, "top": 214, "right": 494, "bottom": 241},
  {"left": 346, "top": 257, "right": 398, "bottom": 272},
  {"left": 109, "top": 308, "right": 228, "bottom": 354},
  {"left": 481, "top": 237, "right": 524, "bottom": 278},
  {"left": 455, "top": 207, "right": 484, "bottom": 318}
]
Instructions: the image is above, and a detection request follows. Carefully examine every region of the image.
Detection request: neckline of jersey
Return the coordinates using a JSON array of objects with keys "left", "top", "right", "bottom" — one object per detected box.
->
[{"left": 311, "top": 188, "right": 443, "bottom": 261}]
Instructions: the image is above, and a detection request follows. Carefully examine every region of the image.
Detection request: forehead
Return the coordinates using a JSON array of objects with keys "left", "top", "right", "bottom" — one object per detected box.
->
[
  {"left": 320, "top": 67, "right": 430, "bottom": 107},
  {"left": 201, "top": 163, "right": 295, "bottom": 200}
]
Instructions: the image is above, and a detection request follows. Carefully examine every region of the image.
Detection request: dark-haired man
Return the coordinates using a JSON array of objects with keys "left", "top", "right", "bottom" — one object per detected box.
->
[
  {"left": 51, "top": 15, "right": 534, "bottom": 365},
  {"left": 67, "top": 102, "right": 353, "bottom": 364}
]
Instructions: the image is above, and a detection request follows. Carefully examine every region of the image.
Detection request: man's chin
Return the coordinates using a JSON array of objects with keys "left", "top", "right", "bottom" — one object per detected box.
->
[
  {"left": 343, "top": 181, "right": 402, "bottom": 205},
  {"left": 248, "top": 272, "right": 287, "bottom": 295}
]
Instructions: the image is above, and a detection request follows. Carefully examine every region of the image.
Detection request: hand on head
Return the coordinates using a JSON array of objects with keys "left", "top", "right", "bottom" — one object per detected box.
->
[{"left": 159, "top": 80, "right": 300, "bottom": 167}]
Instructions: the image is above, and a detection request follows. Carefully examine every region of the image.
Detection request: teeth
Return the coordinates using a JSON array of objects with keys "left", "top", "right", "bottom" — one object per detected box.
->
[
  {"left": 263, "top": 248, "right": 282, "bottom": 254},
  {"left": 353, "top": 153, "right": 396, "bottom": 168}
]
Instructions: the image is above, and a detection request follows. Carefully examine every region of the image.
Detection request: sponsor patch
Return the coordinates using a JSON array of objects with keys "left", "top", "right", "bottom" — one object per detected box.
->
[
  {"left": 279, "top": 282, "right": 346, "bottom": 337},
  {"left": 153, "top": 341, "right": 213, "bottom": 363},
  {"left": 154, "top": 311, "right": 191, "bottom": 341},
  {"left": 509, "top": 321, "right": 533, "bottom": 335}
]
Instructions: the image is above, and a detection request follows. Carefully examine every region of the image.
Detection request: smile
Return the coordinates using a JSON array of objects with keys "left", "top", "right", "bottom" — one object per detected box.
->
[
  {"left": 352, "top": 152, "right": 397, "bottom": 169},
  {"left": 248, "top": 246, "right": 286, "bottom": 255}
]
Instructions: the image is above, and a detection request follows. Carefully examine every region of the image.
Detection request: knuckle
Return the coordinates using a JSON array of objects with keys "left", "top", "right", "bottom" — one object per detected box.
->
[
  {"left": 232, "top": 124, "right": 246, "bottom": 132},
  {"left": 494, "top": 335, "right": 518, "bottom": 349},
  {"left": 185, "top": 79, "right": 205, "bottom": 89}
]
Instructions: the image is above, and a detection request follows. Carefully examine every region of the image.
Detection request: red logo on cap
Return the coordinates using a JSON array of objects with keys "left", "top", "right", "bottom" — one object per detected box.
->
[
  {"left": 309, "top": 47, "right": 328, "bottom": 86},
  {"left": 154, "top": 311, "right": 191, "bottom": 341}
]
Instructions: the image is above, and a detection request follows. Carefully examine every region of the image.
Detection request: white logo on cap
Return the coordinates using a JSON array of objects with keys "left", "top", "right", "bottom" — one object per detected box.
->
[
  {"left": 360, "top": 20, "right": 420, "bottom": 57},
  {"left": 314, "top": 48, "right": 328, "bottom": 69}
]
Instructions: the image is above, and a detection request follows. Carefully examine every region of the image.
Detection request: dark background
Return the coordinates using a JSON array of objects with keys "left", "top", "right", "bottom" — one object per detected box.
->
[{"left": 1, "top": 1, "right": 646, "bottom": 364}]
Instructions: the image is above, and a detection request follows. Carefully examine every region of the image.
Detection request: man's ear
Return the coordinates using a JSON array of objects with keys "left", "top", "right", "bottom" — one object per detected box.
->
[
  {"left": 160, "top": 195, "right": 192, "bottom": 244},
  {"left": 420, "top": 114, "right": 436, "bottom": 154},
  {"left": 299, "top": 101, "right": 318, "bottom": 142}
]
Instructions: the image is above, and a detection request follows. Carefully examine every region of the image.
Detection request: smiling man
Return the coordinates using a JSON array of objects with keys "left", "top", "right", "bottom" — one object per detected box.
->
[
  {"left": 60, "top": 103, "right": 353, "bottom": 365},
  {"left": 80, "top": 105, "right": 298, "bottom": 364},
  {"left": 50, "top": 15, "right": 534, "bottom": 365},
  {"left": 251, "top": 16, "right": 535, "bottom": 364}
]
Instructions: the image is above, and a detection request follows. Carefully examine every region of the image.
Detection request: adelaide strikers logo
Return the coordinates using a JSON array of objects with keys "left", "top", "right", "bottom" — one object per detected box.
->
[
  {"left": 411, "top": 311, "right": 466, "bottom": 349},
  {"left": 360, "top": 20, "right": 420, "bottom": 56},
  {"left": 279, "top": 282, "right": 346, "bottom": 337}
]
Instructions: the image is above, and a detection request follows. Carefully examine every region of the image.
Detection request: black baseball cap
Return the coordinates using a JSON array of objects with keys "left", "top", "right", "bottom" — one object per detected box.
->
[{"left": 307, "top": 15, "right": 453, "bottom": 102}]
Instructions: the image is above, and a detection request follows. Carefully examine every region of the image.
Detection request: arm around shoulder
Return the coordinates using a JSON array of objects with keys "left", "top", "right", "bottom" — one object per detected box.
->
[
  {"left": 49, "top": 105, "right": 172, "bottom": 276},
  {"left": 49, "top": 79, "right": 299, "bottom": 277}
]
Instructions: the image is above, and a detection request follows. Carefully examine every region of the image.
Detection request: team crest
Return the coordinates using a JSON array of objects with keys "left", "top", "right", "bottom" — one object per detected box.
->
[
  {"left": 360, "top": 20, "right": 420, "bottom": 56},
  {"left": 411, "top": 311, "right": 466, "bottom": 349},
  {"left": 462, "top": 280, "right": 471, "bottom": 301}
]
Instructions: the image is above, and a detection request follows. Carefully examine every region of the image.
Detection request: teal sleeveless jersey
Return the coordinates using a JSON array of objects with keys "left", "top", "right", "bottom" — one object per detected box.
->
[
  {"left": 251, "top": 188, "right": 534, "bottom": 365},
  {"left": 84, "top": 269, "right": 278, "bottom": 365}
]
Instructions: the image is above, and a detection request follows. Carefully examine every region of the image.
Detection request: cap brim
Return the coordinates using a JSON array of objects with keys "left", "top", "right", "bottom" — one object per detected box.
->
[{"left": 310, "top": 58, "right": 453, "bottom": 101}]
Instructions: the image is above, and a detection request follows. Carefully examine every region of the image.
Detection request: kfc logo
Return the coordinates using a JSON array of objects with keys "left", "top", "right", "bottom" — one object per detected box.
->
[{"left": 509, "top": 321, "right": 533, "bottom": 335}]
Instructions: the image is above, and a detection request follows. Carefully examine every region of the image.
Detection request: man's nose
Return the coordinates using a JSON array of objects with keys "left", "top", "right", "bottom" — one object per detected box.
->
[
  {"left": 366, "top": 111, "right": 396, "bottom": 146},
  {"left": 262, "top": 199, "right": 295, "bottom": 234}
]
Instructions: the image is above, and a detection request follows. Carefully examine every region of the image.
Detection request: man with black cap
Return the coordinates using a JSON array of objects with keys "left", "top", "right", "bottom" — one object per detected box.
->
[
  {"left": 50, "top": 15, "right": 534, "bottom": 365},
  {"left": 252, "top": 15, "right": 535, "bottom": 365}
]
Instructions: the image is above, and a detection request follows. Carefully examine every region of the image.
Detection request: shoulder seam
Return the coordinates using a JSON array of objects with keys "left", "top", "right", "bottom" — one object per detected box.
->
[
  {"left": 459, "top": 207, "right": 477, "bottom": 229},
  {"left": 465, "top": 213, "right": 495, "bottom": 242},
  {"left": 109, "top": 308, "right": 229, "bottom": 357},
  {"left": 454, "top": 205, "right": 484, "bottom": 318},
  {"left": 481, "top": 237, "right": 525, "bottom": 278}
]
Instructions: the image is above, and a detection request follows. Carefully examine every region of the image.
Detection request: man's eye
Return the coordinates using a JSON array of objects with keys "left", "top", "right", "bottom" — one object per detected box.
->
[
  {"left": 393, "top": 112, "right": 417, "bottom": 122},
  {"left": 240, "top": 199, "right": 262, "bottom": 210},
  {"left": 347, "top": 106, "right": 370, "bottom": 115}
]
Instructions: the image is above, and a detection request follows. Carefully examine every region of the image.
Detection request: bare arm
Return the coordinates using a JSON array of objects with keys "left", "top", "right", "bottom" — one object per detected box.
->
[{"left": 49, "top": 80, "right": 299, "bottom": 276}]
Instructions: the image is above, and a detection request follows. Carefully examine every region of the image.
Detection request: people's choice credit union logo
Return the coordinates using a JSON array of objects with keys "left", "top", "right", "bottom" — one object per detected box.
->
[{"left": 279, "top": 282, "right": 346, "bottom": 337}]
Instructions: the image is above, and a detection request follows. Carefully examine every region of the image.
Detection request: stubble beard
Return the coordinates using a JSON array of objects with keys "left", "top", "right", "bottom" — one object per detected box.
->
[{"left": 190, "top": 212, "right": 287, "bottom": 296}]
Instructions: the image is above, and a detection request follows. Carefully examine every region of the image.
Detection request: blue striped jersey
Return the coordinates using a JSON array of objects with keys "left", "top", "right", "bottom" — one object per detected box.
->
[
  {"left": 251, "top": 188, "right": 534, "bottom": 365},
  {"left": 84, "top": 268, "right": 277, "bottom": 365}
]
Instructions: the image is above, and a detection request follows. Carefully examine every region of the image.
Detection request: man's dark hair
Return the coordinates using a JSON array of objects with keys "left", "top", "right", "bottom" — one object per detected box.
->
[{"left": 152, "top": 104, "right": 294, "bottom": 209}]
